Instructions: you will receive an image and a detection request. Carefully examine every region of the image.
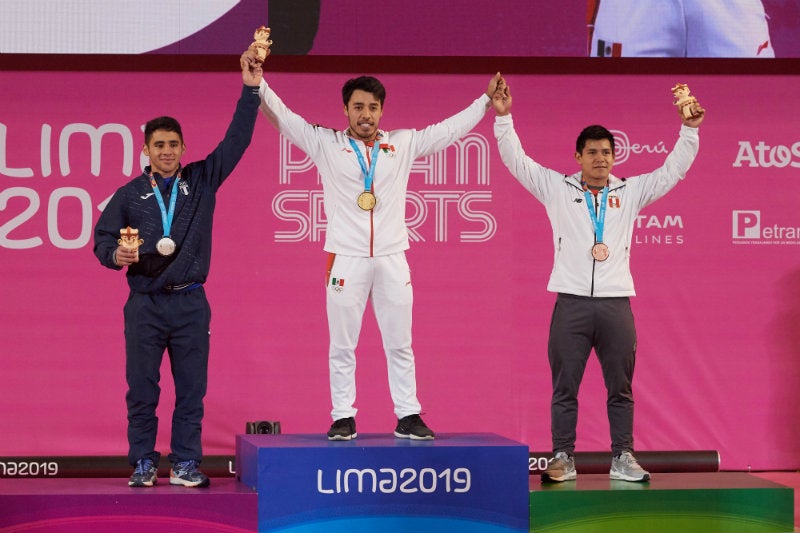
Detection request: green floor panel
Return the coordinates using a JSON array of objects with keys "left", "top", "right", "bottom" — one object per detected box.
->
[{"left": 530, "top": 473, "right": 794, "bottom": 533}]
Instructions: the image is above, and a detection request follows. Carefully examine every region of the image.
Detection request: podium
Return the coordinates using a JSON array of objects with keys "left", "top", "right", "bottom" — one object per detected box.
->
[
  {"left": 236, "top": 432, "right": 530, "bottom": 532},
  {"left": 0, "top": 438, "right": 793, "bottom": 532}
]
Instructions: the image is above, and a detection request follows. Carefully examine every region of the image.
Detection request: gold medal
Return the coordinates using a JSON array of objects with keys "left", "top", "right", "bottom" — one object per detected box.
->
[
  {"left": 357, "top": 191, "right": 377, "bottom": 211},
  {"left": 591, "top": 242, "right": 610, "bottom": 262},
  {"left": 156, "top": 237, "right": 177, "bottom": 256}
]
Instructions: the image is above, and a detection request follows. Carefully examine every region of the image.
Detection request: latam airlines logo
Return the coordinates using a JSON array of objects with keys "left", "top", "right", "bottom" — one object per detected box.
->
[
  {"left": 733, "top": 210, "right": 800, "bottom": 244},
  {"left": 634, "top": 214, "right": 685, "bottom": 245}
]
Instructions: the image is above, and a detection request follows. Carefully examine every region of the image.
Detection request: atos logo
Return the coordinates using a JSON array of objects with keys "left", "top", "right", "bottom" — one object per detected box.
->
[
  {"left": 611, "top": 130, "right": 668, "bottom": 165},
  {"left": 733, "top": 141, "right": 800, "bottom": 168}
]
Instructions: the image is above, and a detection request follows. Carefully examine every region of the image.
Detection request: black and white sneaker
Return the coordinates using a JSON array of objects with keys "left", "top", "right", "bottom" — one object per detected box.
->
[
  {"left": 327, "top": 417, "right": 357, "bottom": 440},
  {"left": 394, "top": 414, "right": 435, "bottom": 440}
]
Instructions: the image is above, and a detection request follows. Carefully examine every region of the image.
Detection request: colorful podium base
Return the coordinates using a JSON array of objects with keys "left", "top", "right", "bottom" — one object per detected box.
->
[{"left": 530, "top": 472, "right": 794, "bottom": 533}]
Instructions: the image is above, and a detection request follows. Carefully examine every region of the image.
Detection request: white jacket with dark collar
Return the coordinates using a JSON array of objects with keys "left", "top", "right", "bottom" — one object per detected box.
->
[{"left": 494, "top": 115, "right": 700, "bottom": 297}]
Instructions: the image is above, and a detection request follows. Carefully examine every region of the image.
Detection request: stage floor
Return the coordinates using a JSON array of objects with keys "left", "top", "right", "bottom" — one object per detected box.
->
[
  {"left": 529, "top": 471, "right": 796, "bottom": 533},
  {"left": 0, "top": 477, "right": 258, "bottom": 533},
  {"left": 0, "top": 471, "right": 797, "bottom": 532}
]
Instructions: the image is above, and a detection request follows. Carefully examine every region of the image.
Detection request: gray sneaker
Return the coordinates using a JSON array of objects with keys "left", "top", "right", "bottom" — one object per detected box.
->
[
  {"left": 542, "top": 451, "right": 577, "bottom": 482},
  {"left": 610, "top": 451, "right": 651, "bottom": 482}
]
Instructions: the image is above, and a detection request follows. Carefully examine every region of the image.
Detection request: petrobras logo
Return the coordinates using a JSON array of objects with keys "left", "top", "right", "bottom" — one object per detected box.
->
[
  {"left": 733, "top": 211, "right": 761, "bottom": 239},
  {"left": 633, "top": 213, "right": 685, "bottom": 245},
  {"left": 732, "top": 210, "right": 800, "bottom": 244},
  {"left": 610, "top": 129, "right": 668, "bottom": 166},
  {"left": 733, "top": 141, "right": 800, "bottom": 168}
]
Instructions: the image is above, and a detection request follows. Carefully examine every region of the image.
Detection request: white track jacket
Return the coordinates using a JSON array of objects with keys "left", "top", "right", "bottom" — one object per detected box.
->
[
  {"left": 494, "top": 115, "right": 700, "bottom": 297},
  {"left": 259, "top": 79, "right": 490, "bottom": 257}
]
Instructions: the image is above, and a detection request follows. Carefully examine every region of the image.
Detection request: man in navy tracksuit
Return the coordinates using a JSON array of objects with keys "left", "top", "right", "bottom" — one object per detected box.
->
[{"left": 93, "top": 51, "right": 264, "bottom": 487}]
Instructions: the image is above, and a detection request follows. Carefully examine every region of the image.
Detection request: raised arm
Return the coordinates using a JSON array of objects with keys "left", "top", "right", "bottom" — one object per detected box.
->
[{"left": 411, "top": 73, "right": 502, "bottom": 159}]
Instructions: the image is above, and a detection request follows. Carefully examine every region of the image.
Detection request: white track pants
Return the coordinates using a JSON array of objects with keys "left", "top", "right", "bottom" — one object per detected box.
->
[{"left": 326, "top": 252, "right": 421, "bottom": 421}]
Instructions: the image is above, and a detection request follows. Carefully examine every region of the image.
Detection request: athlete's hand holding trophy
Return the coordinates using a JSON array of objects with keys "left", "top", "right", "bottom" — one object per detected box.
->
[{"left": 116, "top": 226, "right": 143, "bottom": 266}]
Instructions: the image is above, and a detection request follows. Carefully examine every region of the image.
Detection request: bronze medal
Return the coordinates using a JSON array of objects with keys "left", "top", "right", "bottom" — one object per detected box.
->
[
  {"left": 591, "top": 242, "right": 610, "bottom": 262},
  {"left": 156, "top": 237, "right": 176, "bottom": 256},
  {"left": 357, "top": 191, "right": 377, "bottom": 211}
]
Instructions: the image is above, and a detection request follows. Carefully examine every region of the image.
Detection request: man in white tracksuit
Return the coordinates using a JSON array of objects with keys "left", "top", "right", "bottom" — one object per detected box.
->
[
  {"left": 491, "top": 79, "right": 705, "bottom": 481},
  {"left": 256, "top": 53, "right": 501, "bottom": 440},
  {"left": 588, "top": 0, "right": 774, "bottom": 57}
]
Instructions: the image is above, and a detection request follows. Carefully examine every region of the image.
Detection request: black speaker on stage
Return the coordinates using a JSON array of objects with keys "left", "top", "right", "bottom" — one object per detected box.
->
[{"left": 246, "top": 420, "right": 282, "bottom": 435}]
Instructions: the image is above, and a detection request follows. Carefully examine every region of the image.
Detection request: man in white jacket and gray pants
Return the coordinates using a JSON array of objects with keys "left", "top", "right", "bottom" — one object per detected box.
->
[{"left": 492, "top": 79, "right": 705, "bottom": 482}]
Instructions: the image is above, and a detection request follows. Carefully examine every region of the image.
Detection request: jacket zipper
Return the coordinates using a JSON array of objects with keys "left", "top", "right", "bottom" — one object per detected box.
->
[
  {"left": 590, "top": 191, "right": 599, "bottom": 296},
  {"left": 366, "top": 142, "right": 375, "bottom": 257}
]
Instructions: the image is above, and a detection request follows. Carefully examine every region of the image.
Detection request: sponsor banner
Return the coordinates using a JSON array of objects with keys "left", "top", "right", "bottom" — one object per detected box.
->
[{"left": 1, "top": 71, "right": 799, "bottom": 472}]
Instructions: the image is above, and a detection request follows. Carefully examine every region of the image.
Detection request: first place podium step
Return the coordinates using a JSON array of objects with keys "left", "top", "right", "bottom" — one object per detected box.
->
[{"left": 236, "top": 432, "right": 530, "bottom": 533}]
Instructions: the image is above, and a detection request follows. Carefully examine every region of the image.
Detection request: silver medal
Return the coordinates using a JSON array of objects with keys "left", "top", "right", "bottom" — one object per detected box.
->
[{"left": 156, "top": 237, "right": 176, "bottom": 256}]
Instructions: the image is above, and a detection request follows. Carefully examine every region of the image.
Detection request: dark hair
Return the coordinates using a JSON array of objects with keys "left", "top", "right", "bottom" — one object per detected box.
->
[
  {"left": 342, "top": 76, "right": 386, "bottom": 107},
  {"left": 576, "top": 125, "right": 614, "bottom": 154},
  {"left": 144, "top": 116, "right": 183, "bottom": 145}
]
